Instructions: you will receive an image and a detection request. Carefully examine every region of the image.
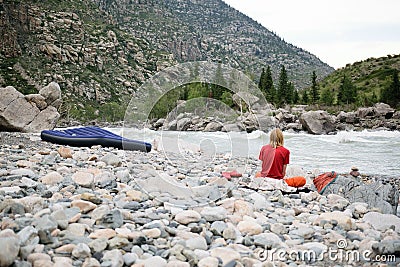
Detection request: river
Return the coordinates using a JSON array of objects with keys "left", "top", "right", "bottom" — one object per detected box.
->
[{"left": 111, "top": 128, "right": 400, "bottom": 177}]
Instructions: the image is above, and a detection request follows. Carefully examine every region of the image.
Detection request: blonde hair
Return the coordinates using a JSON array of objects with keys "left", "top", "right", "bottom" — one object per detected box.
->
[{"left": 269, "top": 128, "right": 284, "bottom": 148}]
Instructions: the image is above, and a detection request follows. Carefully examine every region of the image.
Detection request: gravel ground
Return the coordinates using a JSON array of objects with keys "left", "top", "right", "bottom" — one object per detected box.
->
[{"left": 0, "top": 131, "right": 399, "bottom": 267}]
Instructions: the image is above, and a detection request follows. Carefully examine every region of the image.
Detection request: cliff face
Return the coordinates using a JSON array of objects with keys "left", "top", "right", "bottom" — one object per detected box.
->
[
  {"left": 94, "top": 0, "right": 333, "bottom": 85},
  {"left": 0, "top": 1, "right": 22, "bottom": 58},
  {"left": 0, "top": 0, "right": 174, "bottom": 104},
  {"left": 0, "top": 0, "right": 333, "bottom": 120}
]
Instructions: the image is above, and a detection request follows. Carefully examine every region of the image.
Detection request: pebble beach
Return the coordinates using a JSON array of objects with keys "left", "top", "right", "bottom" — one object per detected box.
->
[{"left": 0, "top": 132, "right": 399, "bottom": 267}]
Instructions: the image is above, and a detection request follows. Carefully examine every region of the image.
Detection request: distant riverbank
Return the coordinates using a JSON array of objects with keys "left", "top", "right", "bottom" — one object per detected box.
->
[{"left": 58, "top": 102, "right": 400, "bottom": 136}]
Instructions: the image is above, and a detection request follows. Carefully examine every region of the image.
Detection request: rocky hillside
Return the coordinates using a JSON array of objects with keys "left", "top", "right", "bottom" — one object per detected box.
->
[
  {"left": 94, "top": 0, "right": 333, "bottom": 86},
  {"left": 0, "top": 0, "right": 333, "bottom": 122},
  {"left": 0, "top": 0, "right": 174, "bottom": 121},
  {"left": 318, "top": 54, "right": 400, "bottom": 104}
]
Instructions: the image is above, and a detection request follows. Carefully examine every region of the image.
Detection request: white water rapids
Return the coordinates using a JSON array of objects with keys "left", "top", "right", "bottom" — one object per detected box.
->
[{"left": 111, "top": 128, "right": 400, "bottom": 177}]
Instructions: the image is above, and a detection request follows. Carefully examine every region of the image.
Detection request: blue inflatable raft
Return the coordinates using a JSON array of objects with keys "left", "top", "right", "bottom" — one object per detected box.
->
[{"left": 41, "top": 126, "right": 151, "bottom": 152}]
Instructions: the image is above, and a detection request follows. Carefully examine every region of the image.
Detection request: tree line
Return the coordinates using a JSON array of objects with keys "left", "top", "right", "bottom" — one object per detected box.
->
[
  {"left": 149, "top": 63, "right": 234, "bottom": 119},
  {"left": 150, "top": 64, "right": 400, "bottom": 119},
  {"left": 258, "top": 65, "right": 322, "bottom": 106},
  {"left": 258, "top": 66, "right": 400, "bottom": 108}
]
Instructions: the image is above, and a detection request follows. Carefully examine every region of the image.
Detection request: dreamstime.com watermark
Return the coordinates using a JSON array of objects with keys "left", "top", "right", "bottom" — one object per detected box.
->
[{"left": 255, "top": 240, "right": 397, "bottom": 264}]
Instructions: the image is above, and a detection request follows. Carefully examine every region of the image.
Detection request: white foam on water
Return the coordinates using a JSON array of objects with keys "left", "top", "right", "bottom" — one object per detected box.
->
[
  {"left": 112, "top": 128, "right": 400, "bottom": 176},
  {"left": 246, "top": 130, "right": 268, "bottom": 140}
]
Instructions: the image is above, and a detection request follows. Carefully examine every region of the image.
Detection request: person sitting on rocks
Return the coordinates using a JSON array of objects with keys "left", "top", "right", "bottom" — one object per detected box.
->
[
  {"left": 257, "top": 128, "right": 289, "bottom": 179},
  {"left": 243, "top": 128, "right": 306, "bottom": 192}
]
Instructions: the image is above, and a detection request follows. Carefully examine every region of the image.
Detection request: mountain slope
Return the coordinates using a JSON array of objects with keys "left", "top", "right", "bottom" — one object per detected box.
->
[
  {"left": 94, "top": 0, "right": 333, "bottom": 87},
  {"left": 0, "top": 0, "right": 334, "bottom": 122},
  {"left": 318, "top": 54, "right": 400, "bottom": 104},
  {"left": 0, "top": 0, "right": 176, "bottom": 120}
]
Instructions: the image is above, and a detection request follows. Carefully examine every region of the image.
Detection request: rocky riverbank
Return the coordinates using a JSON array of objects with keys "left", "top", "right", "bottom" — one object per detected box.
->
[
  {"left": 2, "top": 82, "right": 399, "bottom": 136},
  {"left": 0, "top": 132, "right": 399, "bottom": 267},
  {"left": 144, "top": 102, "right": 400, "bottom": 135}
]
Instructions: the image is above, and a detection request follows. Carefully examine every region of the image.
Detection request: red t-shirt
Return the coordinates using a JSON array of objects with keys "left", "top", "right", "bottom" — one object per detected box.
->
[{"left": 258, "top": 145, "right": 290, "bottom": 179}]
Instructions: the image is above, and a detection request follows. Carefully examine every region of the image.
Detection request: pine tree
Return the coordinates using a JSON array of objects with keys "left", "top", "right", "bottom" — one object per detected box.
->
[
  {"left": 287, "top": 81, "right": 294, "bottom": 104},
  {"left": 258, "top": 66, "right": 275, "bottom": 104},
  {"left": 293, "top": 89, "right": 300, "bottom": 104},
  {"left": 338, "top": 75, "right": 357, "bottom": 104},
  {"left": 356, "top": 92, "right": 368, "bottom": 107},
  {"left": 265, "top": 66, "right": 275, "bottom": 104},
  {"left": 394, "top": 71, "right": 400, "bottom": 103},
  {"left": 381, "top": 70, "right": 400, "bottom": 107},
  {"left": 278, "top": 65, "right": 289, "bottom": 105},
  {"left": 320, "top": 88, "right": 334, "bottom": 106},
  {"left": 301, "top": 89, "right": 309, "bottom": 104},
  {"left": 258, "top": 67, "right": 266, "bottom": 92},
  {"left": 310, "top": 71, "right": 319, "bottom": 104}
]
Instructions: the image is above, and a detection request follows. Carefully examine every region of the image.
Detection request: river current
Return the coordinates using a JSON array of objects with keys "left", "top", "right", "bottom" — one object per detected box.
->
[{"left": 111, "top": 128, "right": 400, "bottom": 177}]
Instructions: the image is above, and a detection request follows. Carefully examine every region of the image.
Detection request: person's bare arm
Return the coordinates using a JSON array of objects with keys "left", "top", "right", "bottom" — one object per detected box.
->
[{"left": 282, "top": 164, "right": 287, "bottom": 178}]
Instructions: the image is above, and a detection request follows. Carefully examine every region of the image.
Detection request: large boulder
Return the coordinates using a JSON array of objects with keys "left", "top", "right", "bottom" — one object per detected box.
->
[
  {"left": 0, "top": 87, "right": 40, "bottom": 131},
  {"left": 39, "top": 81, "right": 62, "bottom": 108},
  {"left": 232, "top": 91, "right": 259, "bottom": 107},
  {"left": 337, "top": 111, "right": 357, "bottom": 124},
  {"left": 356, "top": 106, "right": 376, "bottom": 118},
  {"left": 243, "top": 113, "right": 277, "bottom": 132},
  {"left": 393, "top": 111, "right": 400, "bottom": 120},
  {"left": 0, "top": 83, "right": 61, "bottom": 132},
  {"left": 321, "top": 176, "right": 398, "bottom": 214},
  {"left": 25, "top": 94, "right": 47, "bottom": 110},
  {"left": 299, "top": 110, "right": 336, "bottom": 135},
  {"left": 363, "top": 212, "right": 400, "bottom": 232},
  {"left": 0, "top": 86, "right": 24, "bottom": 112},
  {"left": 373, "top": 102, "right": 395, "bottom": 119},
  {"left": 204, "top": 121, "right": 223, "bottom": 132},
  {"left": 356, "top": 103, "right": 395, "bottom": 120},
  {"left": 176, "top": 117, "right": 191, "bottom": 131},
  {"left": 221, "top": 123, "right": 242, "bottom": 132},
  {"left": 24, "top": 106, "right": 60, "bottom": 132}
]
